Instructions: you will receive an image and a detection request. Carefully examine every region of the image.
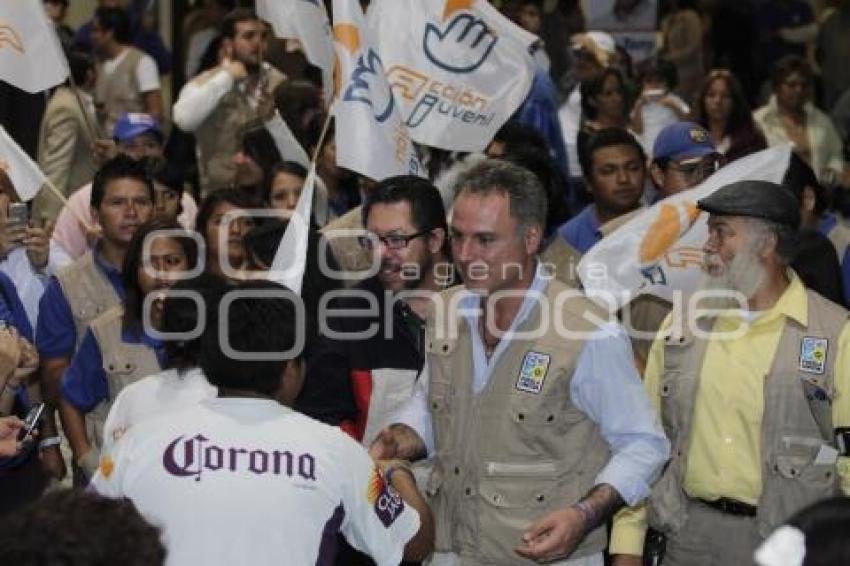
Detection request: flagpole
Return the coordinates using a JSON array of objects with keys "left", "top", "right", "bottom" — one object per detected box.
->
[
  {"left": 310, "top": 105, "right": 335, "bottom": 165},
  {"left": 40, "top": 177, "right": 94, "bottom": 232}
]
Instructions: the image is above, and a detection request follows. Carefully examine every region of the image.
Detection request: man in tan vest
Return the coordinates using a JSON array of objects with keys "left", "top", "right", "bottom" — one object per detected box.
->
[
  {"left": 91, "top": 7, "right": 162, "bottom": 136},
  {"left": 371, "top": 160, "right": 669, "bottom": 566},
  {"left": 610, "top": 180, "right": 850, "bottom": 565},
  {"left": 173, "top": 8, "right": 286, "bottom": 196},
  {"left": 35, "top": 155, "right": 153, "bottom": 482}
]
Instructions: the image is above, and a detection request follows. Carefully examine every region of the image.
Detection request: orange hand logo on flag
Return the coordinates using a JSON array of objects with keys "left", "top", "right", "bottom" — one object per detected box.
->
[
  {"left": 638, "top": 202, "right": 701, "bottom": 265},
  {"left": 0, "top": 21, "right": 24, "bottom": 54}
]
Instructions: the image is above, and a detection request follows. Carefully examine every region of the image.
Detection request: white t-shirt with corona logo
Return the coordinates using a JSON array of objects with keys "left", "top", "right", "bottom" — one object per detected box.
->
[{"left": 91, "top": 398, "right": 419, "bottom": 566}]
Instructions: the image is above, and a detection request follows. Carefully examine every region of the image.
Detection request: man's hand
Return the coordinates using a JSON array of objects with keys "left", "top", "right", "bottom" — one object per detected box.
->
[
  {"left": 610, "top": 555, "right": 643, "bottom": 566},
  {"left": 515, "top": 506, "right": 587, "bottom": 562},
  {"left": 81, "top": 220, "right": 102, "bottom": 248},
  {"left": 369, "top": 424, "right": 427, "bottom": 462},
  {"left": 39, "top": 445, "right": 66, "bottom": 480},
  {"left": 24, "top": 221, "right": 52, "bottom": 270},
  {"left": 222, "top": 57, "right": 248, "bottom": 81},
  {"left": 0, "top": 327, "right": 22, "bottom": 387},
  {"left": 0, "top": 415, "right": 24, "bottom": 457}
]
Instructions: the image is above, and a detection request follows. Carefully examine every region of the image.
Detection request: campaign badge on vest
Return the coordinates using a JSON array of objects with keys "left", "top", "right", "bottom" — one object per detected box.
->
[
  {"left": 799, "top": 337, "right": 828, "bottom": 374},
  {"left": 516, "top": 351, "right": 551, "bottom": 394}
]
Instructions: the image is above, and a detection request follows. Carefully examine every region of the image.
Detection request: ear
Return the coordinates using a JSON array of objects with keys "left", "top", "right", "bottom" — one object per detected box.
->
[
  {"left": 649, "top": 162, "right": 665, "bottom": 189},
  {"left": 524, "top": 223, "right": 543, "bottom": 256},
  {"left": 427, "top": 227, "right": 446, "bottom": 254},
  {"left": 802, "top": 186, "right": 816, "bottom": 213}
]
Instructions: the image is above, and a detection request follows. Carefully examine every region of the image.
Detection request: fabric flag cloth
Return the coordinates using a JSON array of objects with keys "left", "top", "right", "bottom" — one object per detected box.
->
[
  {"left": 268, "top": 164, "right": 317, "bottom": 296},
  {"left": 257, "top": 0, "right": 334, "bottom": 99},
  {"left": 265, "top": 110, "right": 311, "bottom": 168},
  {"left": 366, "top": 0, "right": 536, "bottom": 152},
  {"left": 0, "top": 126, "right": 46, "bottom": 202},
  {"left": 0, "top": 0, "right": 69, "bottom": 93},
  {"left": 332, "top": 0, "right": 424, "bottom": 181},
  {"left": 578, "top": 145, "right": 792, "bottom": 310}
]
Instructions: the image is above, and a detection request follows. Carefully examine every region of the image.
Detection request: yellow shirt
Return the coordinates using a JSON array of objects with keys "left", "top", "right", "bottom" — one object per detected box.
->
[{"left": 610, "top": 275, "right": 850, "bottom": 556}]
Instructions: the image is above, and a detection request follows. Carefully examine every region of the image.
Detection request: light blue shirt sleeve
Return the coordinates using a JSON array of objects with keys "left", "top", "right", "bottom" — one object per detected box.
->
[{"left": 570, "top": 321, "right": 670, "bottom": 506}]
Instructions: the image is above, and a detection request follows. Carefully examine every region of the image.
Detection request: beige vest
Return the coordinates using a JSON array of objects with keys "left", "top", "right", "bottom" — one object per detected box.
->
[
  {"left": 648, "top": 289, "right": 847, "bottom": 537},
  {"left": 95, "top": 47, "right": 145, "bottom": 135},
  {"left": 425, "top": 279, "right": 611, "bottom": 564},
  {"left": 538, "top": 237, "right": 582, "bottom": 289},
  {"left": 193, "top": 64, "right": 285, "bottom": 195},
  {"left": 55, "top": 252, "right": 122, "bottom": 351},
  {"left": 86, "top": 306, "right": 160, "bottom": 452}
]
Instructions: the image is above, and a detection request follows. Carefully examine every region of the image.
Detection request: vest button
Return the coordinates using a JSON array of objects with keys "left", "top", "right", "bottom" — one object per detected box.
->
[
  {"left": 492, "top": 494, "right": 503, "bottom": 504},
  {"left": 125, "top": 364, "right": 131, "bottom": 370},
  {"left": 535, "top": 494, "right": 545, "bottom": 502},
  {"left": 679, "top": 336, "right": 685, "bottom": 343},
  {"left": 442, "top": 344, "right": 449, "bottom": 352},
  {"left": 518, "top": 413, "right": 525, "bottom": 421},
  {"left": 546, "top": 415, "right": 554, "bottom": 423},
  {"left": 465, "top": 487, "right": 472, "bottom": 496},
  {"left": 454, "top": 467, "right": 460, "bottom": 475}
]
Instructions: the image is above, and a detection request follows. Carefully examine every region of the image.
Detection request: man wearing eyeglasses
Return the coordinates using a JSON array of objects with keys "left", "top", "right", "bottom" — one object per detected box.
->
[
  {"left": 296, "top": 176, "right": 453, "bottom": 452},
  {"left": 649, "top": 122, "right": 722, "bottom": 201}
]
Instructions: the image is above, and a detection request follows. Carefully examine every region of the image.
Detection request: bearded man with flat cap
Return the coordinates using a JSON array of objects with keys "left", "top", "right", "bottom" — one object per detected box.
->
[{"left": 610, "top": 180, "right": 850, "bottom": 566}]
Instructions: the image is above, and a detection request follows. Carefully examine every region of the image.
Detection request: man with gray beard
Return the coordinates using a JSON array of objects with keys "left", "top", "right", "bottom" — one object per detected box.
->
[{"left": 610, "top": 180, "right": 850, "bottom": 566}]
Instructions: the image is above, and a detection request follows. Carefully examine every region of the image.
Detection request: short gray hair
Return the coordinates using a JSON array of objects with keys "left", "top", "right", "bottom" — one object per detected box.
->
[
  {"left": 452, "top": 159, "right": 547, "bottom": 231},
  {"left": 742, "top": 217, "right": 799, "bottom": 265}
]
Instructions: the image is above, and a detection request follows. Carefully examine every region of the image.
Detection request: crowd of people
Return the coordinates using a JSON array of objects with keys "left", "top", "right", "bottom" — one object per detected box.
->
[{"left": 0, "top": 0, "right": 850, "bottom": 565}]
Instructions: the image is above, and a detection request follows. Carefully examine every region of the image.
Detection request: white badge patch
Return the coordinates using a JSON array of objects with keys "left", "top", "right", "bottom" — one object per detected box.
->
[
  {"left": 516, "top": 351, "right": 551, "bottom": 394},
  {"left": 799, "top": 337, "right": 828, "bottom": 374}
]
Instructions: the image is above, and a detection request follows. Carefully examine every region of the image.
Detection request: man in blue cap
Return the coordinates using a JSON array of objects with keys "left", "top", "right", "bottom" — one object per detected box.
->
[{"left": 649, "top": 121, "right": 722, "bottom": 200}]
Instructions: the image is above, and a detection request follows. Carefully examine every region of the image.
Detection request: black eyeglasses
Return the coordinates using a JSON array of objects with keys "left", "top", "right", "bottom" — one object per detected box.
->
[
  {"left": 667, "top": 158, "right": 720, "bottom": 182},
  {"left": 358, "top": 230, "right": 430, "bottom": 250}
]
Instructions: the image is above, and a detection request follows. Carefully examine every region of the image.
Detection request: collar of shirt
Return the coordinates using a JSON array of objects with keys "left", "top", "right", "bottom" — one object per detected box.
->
[
  {"left": 712, "top": 270, "right": 808, "bottom": 332},
  {"left": 458, "top": 263, "right": 550, "bottom": 393},
  {"left": 93, "top": 243, "right": 127, "bottom": 300}
]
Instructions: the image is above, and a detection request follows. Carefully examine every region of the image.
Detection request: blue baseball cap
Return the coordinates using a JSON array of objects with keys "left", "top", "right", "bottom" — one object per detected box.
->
[
  {"left": 652, "top": 122, "right": 717, "bottom": 162},
  {"left": 113, "top": 113, "right": 163, "bottom": 143}
]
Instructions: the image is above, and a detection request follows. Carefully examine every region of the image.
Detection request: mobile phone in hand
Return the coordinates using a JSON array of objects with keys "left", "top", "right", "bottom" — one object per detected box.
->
[{"left": 17, "top": 403, "right": 45, "bottom": 442}]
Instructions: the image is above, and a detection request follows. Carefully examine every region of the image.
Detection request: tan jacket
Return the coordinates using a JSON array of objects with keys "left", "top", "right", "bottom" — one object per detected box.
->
[
  {"left": 55, "top": 252, "right": 122, "bottom": 352},
  {"left": 86, "top": 306, "right": 160, "bottom": 454},
  {"left": 35, "top": 87, "right": 97, "bottom": 222},
  {"left": 425, "top": 280, "right": 611, "bottom": 564},
  {"left": 648, "top": 289, "right": 847, "bottom": 537},
  {"left": 320, "top": 206, "right": 372, "bottom": 287},
  {"left": 539, "top": 237, "right": 582, "bottom": 288}
]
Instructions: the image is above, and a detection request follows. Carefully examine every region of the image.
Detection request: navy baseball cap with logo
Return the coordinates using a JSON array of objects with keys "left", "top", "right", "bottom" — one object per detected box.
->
[
  {"left": 652, "top": 121, "right": 717, "bottom": 163},
  {"left": 113, "top": 113, "right": 163, "bottom": 143}
]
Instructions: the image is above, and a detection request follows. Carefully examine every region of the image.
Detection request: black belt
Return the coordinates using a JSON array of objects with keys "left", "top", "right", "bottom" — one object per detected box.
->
[{"left": 697, "top": 497, "right": 757, "bottom": 517}]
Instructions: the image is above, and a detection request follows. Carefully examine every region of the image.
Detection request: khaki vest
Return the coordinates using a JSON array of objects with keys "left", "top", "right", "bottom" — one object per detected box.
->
[
  {"left": 55, "top": 252, "right": 122, "bottom": 351},
  {"left": 193, "top": 64, "right": 285, "bottom": 195},
  {"left": 648, "top": 289, "right": 847, "bottom": 537},
  {"left": 86, "top": 306, "right": 161, "bottom": 452},
  {"left": 538, "top": 237, "right": 582, "bottom": 289},
  {"left": 95, "top": 47, "right": 145, "bottom": 135},
  {"left": 425, "top": 279, "right": 612, "bottom": 564}
]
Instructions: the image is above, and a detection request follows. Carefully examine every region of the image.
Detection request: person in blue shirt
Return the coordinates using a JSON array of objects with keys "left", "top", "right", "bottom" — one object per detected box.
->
[
  {"left": 36, "top": 155, "right": 154, "bottom": 482},
  {"left": 59, "top": 219, "right": 196, "bottom": 481},
  {"left": 557, "top": 128, "right": 646, "bottom": 254},
  {"left": 0, "top": 271, "right": 52, "bottom": 512}
]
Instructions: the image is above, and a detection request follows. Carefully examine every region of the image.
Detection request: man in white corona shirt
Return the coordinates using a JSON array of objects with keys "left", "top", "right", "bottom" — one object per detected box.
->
[
  {"left": 101, "top": 274, "right": 224, "bottom": 452},
  {"left": 91, "top": 280, "right": 434, "bottom": 566}
]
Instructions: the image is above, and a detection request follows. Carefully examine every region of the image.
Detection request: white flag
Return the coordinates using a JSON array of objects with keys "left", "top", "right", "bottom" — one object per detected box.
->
[
  {"left": 268, "top": 164, "right": 318, "bottom": 296},
  {"left": 257, "top": 0, "right": 334, "bottom": 99},
  {"left": 265, "top": 110, "right": 311, "bottom": 168},
  {"left": 578, "top": 146, "right": 792, "bottom": 310},
  {"left": 367, "top": 0, "right": 536, "bottom": 152},
  {"left": 0, "top": 126, "right": 46, "bottom": 202},
  {"left": 0, "top": 0, "right": 69, "bottom": 93},
  {"left": 333, "top": 0, "right": 424, "bottom": 181}
]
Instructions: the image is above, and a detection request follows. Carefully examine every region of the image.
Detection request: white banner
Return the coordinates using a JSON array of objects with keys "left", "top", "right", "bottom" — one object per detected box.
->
[
  {"left": 265, "top": 110, "right": 311, "bottom": 168},
  {"left": 332, "top": 0, "right": 423, "bottom": 181},
  {"left": 578, "top": 146, "right": 792, "bottom": 310},
  {"left": 367, "top": 0, "right": 536, "bottom": 152},
  {"left": 0, "top": 0, "right": 69, "bottom": 93},
  {"left": 0, "top": 126, "right": 46, "bottom": 202},
  {"left": 268, "top": 164, "right": 317, "bottom": 296},
  {"left": 257, "top": 0, "right": 335, "bottom": 98}
]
